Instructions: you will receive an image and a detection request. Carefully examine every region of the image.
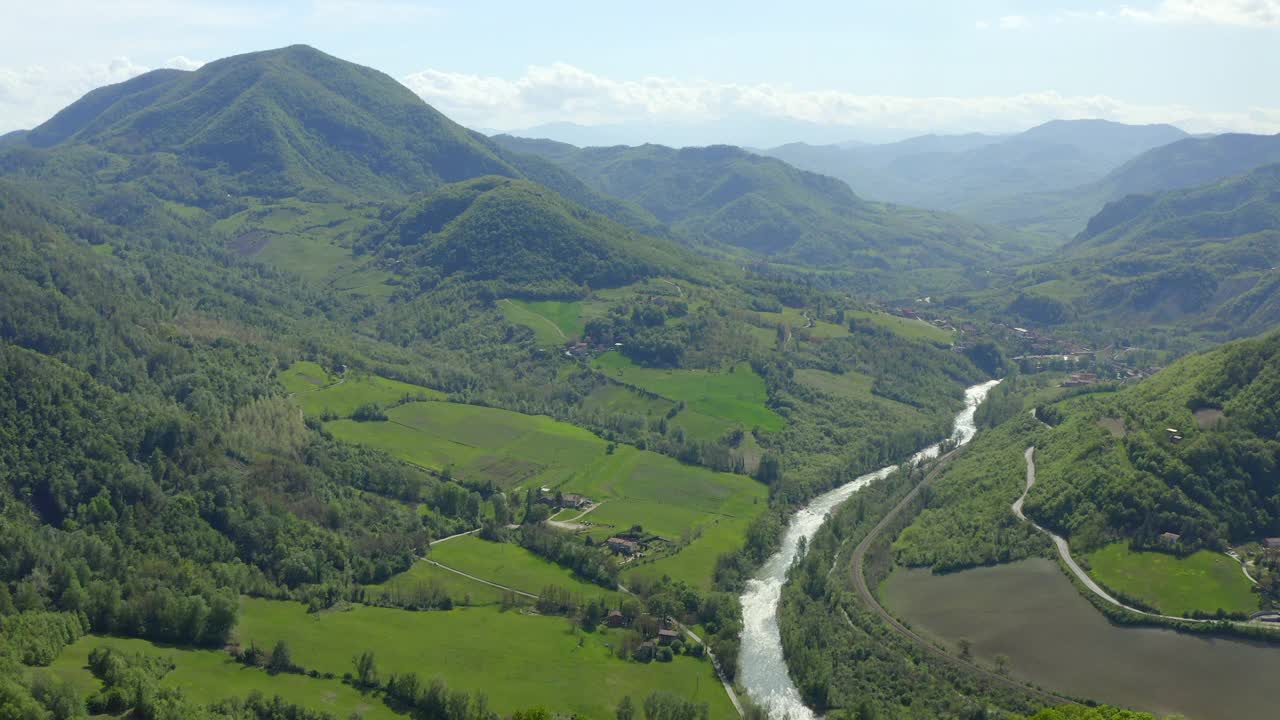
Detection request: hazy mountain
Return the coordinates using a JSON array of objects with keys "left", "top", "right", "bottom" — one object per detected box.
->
[
  {"left": 761, "top": 120, "right": 1189, "bottom": 234},
  {"left": 504, "top": 117, "right": 917, "bottom": 149},
  {"left": 492, "top": 135, "right": 1038, "bottom": 273},
  {"left": 972, "top": 132, "right": 1280, "bottom": 237}
]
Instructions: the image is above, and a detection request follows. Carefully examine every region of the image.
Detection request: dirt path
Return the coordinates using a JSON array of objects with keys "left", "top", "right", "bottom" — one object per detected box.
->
[
  {"left": 1017, "top": 447, "right": 1276, "bottom": 631},
  {"left": 848, "top": 448, "right": 1070, "bottom": 706},
  {"left": 660, "top": 279, "right": 684, "bottom": 297},
  {"left": 430, "top": 528, "right": 480, "bottom": 546},
  {"left": 421, "top": 558, "right": 539, "bottom": 599},
  {"left": 501, "top": 299, "right": 566, "bottom": 340},
  {"left": 546, "top": 501, "right": 605, "bottom": 531}
]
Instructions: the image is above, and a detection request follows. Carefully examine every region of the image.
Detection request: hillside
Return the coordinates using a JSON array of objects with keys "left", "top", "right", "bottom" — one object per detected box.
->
[
  {"left": 492, "top": 135, "right": 1036, "bottom": 275},
  {"left": 973, "top": 132, "right": 1280, "bottom": 237},
  {"left": 969, "top": 163, "right": 1280, "bottom": 336},
  {"left": 762, "top": 119, "right": 1188, "bottom": 232},
  {"left": 366, "top": 176, "right": 695, "bottom": 293}
]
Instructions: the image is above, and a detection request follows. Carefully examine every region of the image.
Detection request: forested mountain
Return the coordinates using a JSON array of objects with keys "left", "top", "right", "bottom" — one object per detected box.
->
[
  {"left": 762, "top": 120, "right": 1188, "bottom": 231},
  {"left": 972, "top": 132, "right": 1280, "bottom": 237},
  {"left": 491, "top": 135, "right": 1034, "bottom": 274},
  {"left": 363, "top": 176, "right": 697, "bottom": 294},
  {"left": 972, "top": 163, "right": 1280, "bottom": 335}
]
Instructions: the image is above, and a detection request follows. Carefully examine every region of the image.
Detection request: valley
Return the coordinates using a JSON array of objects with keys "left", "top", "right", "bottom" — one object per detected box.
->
[{"left": 0, "top": 35, "right": 1276, "bottom": 720}]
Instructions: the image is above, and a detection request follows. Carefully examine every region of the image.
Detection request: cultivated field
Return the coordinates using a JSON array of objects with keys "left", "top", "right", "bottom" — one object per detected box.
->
[
  {"left": 1084, "top": 542, "right": 1259, "bottom": 616},
  {"left": 235, "top": 598, "right": 737, "bottom": 719}
]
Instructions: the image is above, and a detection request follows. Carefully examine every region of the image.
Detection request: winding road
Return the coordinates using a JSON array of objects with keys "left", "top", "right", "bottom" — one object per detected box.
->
[{"left": 1016, "top": 447, "right": 1278, "bottom": 631}]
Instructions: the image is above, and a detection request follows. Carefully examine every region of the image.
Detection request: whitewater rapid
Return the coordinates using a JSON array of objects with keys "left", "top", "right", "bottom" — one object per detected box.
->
[{"left": 737, "top": 380, "right": 1000, "bottom": 720}]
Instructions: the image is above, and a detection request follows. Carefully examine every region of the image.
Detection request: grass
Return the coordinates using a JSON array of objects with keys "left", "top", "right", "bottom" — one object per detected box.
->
[
  {"left": 429, "top": 535, "right": 621, "bottom": 601},
  {"left": 846, "top": 309, "right": 954, "bottom": 344},
  {"left": 280, "top": 361, "right": 445, "bottom": 417},
  {"left": 236, "top": 598, "right": 737, "bottom": 719},
  {"left": 1084, "top": 542, "right": 1259, "bottom": 616},
  {"left": 755, "top": 307, "right": 849, "bottom": 339},
  {"left": 326, "top": 400, "right": 766, "bottom": 587},
  {"left": 46, "top": 635, "right": 399, "bottom": 719},
  {"left": 794, "top": 368, "right": 877, "bottom": 402},
  {"left": 581, "top": 384, "right": 676, "bottom": 419},
  {"left": 592, "top": 352, "right": 784, "bottom": 439},
  {"left": 366, "top": 557, "right": 509, "bottom": 607}
]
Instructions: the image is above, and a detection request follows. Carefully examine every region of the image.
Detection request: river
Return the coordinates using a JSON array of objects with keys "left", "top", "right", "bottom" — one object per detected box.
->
[{"left": 737, "top": 380, "right": 1000, "bottom": 720}]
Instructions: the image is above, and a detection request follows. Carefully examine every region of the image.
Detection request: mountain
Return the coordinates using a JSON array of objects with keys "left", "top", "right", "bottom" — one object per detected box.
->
[
  {"left": 972, "top": 132, "right": 1280, "bottom": 237},
  {"left": 367, "top": 176, "right": 695, "bottom": 293},
  {"left": 6, "top": 45, "right": 660, "bottom": 235},
  {"left": 978, "top": 163, "right": 1280, "bottom": 334},
  {"left": 761, "top": 120, "right": 1189, "bottom": 234},
  {"left": 491, "top": 135, "right": 1037, "bottom": 279}
]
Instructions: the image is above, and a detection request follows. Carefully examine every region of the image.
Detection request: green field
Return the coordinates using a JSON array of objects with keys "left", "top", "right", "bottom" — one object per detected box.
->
[
  {"left": 47, "top": 635, "right": 399, "bottom": 720},
  {"left": 756, "top": 307, "right": 849, "bottom": 339},
  {"left": 581, "top": 384, "right": 676, "bottom": 419},
  {"left": 794, "top": 368, "right": 877, "bottom": 402},
  {"left": 499, "top": 299, "right": 592, "bottom": 345},
  {"left": 847, "top": 310, "right": 954, "bottom": 343},
  {"left": 281, "top": 361, "right": 445, "bottom": 417},
  {"left": 367, "top": 556, "right": 509, "bottom": 607},
  {"left": 327, "top": 400, "right": 766, "bottom": 586},
  {"left": 236, "top": 598, "right": 736, "bottom": 719},
  {"left": 1085, "top": 542, "right": 1259, "bottom": 616},
  {"left": 592, "top": 352, "right": 784, "bottom": 439},
  {"left": 429, "top": 535, "right": 621, "bottom": 601}
]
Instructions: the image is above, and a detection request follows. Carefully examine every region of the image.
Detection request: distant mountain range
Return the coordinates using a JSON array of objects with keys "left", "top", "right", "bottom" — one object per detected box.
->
[{"left": 763, "top": 120, "right": 1191, "bottom": 236}]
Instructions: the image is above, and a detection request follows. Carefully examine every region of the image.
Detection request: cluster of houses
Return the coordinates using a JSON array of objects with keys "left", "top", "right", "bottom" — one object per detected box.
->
[{"left": 1062, "top": 371, "right": 1098, "bottom": 387}]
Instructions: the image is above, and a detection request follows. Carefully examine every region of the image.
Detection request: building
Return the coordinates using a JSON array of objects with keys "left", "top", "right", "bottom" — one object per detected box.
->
[
  {"left": 1265, "top": 538, "right": 1280, "bottom": 550},
  {"left": 562, "top": 494, "right": 590, "bottom": 510},
  {"left": 605, "top": 610, "right": 626, "bottom": 628},
  {"left": 657, "top": 628, "right": 680, "bottom": 646},
  {"left": 1159, "top": 532, "right": 1181, "bottom": 544},
  {"left": 606, "top": 537, "right": 641, "bottom": 556}
]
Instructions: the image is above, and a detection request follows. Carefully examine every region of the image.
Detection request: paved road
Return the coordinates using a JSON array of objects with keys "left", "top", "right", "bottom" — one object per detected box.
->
[
  {"left": 1017, "top": 447, "right": 1278, "bottom": 632},
  {"left": 848, "top": 447, "right": 1070, "bottom": 706}
]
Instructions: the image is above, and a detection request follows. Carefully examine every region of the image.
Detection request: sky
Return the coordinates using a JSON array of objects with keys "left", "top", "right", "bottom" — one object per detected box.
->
[{"left": 2, "top": 0, "right": 1278, "bottom": 145}]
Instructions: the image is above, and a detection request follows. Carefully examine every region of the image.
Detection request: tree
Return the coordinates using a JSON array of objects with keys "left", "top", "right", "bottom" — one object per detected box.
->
[
  {"left": 957, "top": 638, "right": 972, "bottom": 660},
  {"left": 755, "top": 454, "right": 782, "bottom": 485},
  {"left": 617, "top": 695, "right": 635, "bottom": 720},
  {"left": 268, "top": 640, "right": 294, "bottom": 674},
  {"left": 353, "top": 650, "right": 378, "bottom": 688}
]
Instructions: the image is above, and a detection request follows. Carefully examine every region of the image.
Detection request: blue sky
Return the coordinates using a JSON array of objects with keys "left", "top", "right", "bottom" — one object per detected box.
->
[{"left": 1, "top": 0, "right": 1277, "bottom": 143}]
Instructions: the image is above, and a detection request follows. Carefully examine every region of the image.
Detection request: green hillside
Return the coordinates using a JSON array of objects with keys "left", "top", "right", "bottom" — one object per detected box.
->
[
  {"left": 493, "top": 135, "right": 1037, "bottom": 273},
  {"left": 969, "top": 163, "right": 1280, "bottom": 337}
]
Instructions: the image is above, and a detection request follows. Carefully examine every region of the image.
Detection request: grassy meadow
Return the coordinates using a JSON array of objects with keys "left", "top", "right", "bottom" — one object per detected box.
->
[
  {"left": 281, "top": 361, "right": 445, "bottom": 417},
  {"left": 592, "top": 352, "right": 784, "bottom": 439},
  {"left": 366, "top": 556, "right": 510, "bottom": 607},
  {"left": 1084, "top": 542, "right": 1259, "bottom": 616},
  {"left": 47, "top": 635, "right": 399, "bottom": 720},
  {"left": 235, "top": 598, "right": 737, "bottom": 719},
  {"left": 428, "top": 535, "right": 622, "bottom": 601}
]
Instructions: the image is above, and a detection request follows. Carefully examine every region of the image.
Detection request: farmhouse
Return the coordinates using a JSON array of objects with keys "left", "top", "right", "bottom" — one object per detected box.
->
[
  {"left": 605, "top": 610, "right": 626, "bottom": 628},
  {"left": 657, "top": 628, "right": 680, "bottom": 646},
  {"left": 1265, "top": 538, "right": 1280, "bottom": 550},
  {"left": 606, "top": 537, "right": 641, "bottom": 556},
  {"left": 1159, "top": 532, "right": 1182, "bottom": 544}
]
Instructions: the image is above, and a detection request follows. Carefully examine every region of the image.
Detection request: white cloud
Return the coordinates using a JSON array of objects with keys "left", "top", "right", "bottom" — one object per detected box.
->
[
  {"left": 0, "top": 57, "right": 203, "bottom": 133},
  {"left": 401, "top": 62, "right": 1280, "bottom": 136},
  {"left": 1117, "top": 0, "right": 1280, "bottom": 26}
]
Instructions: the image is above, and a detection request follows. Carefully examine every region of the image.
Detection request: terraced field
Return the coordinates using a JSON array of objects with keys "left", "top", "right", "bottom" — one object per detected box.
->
[{"left": 281, "top": 361, "right": 445, "bottom": 417}]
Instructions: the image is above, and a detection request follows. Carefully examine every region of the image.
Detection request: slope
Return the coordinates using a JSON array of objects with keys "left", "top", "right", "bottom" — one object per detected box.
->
[
  {"left": 367, "top": 175, "right": 699, "bottom": 293},
  {"left": 492, "top": 135, "right": 1036, "bottom": 273},
  {"left": 973, "top": 163, "right": 1280, "bottom": 336}
]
